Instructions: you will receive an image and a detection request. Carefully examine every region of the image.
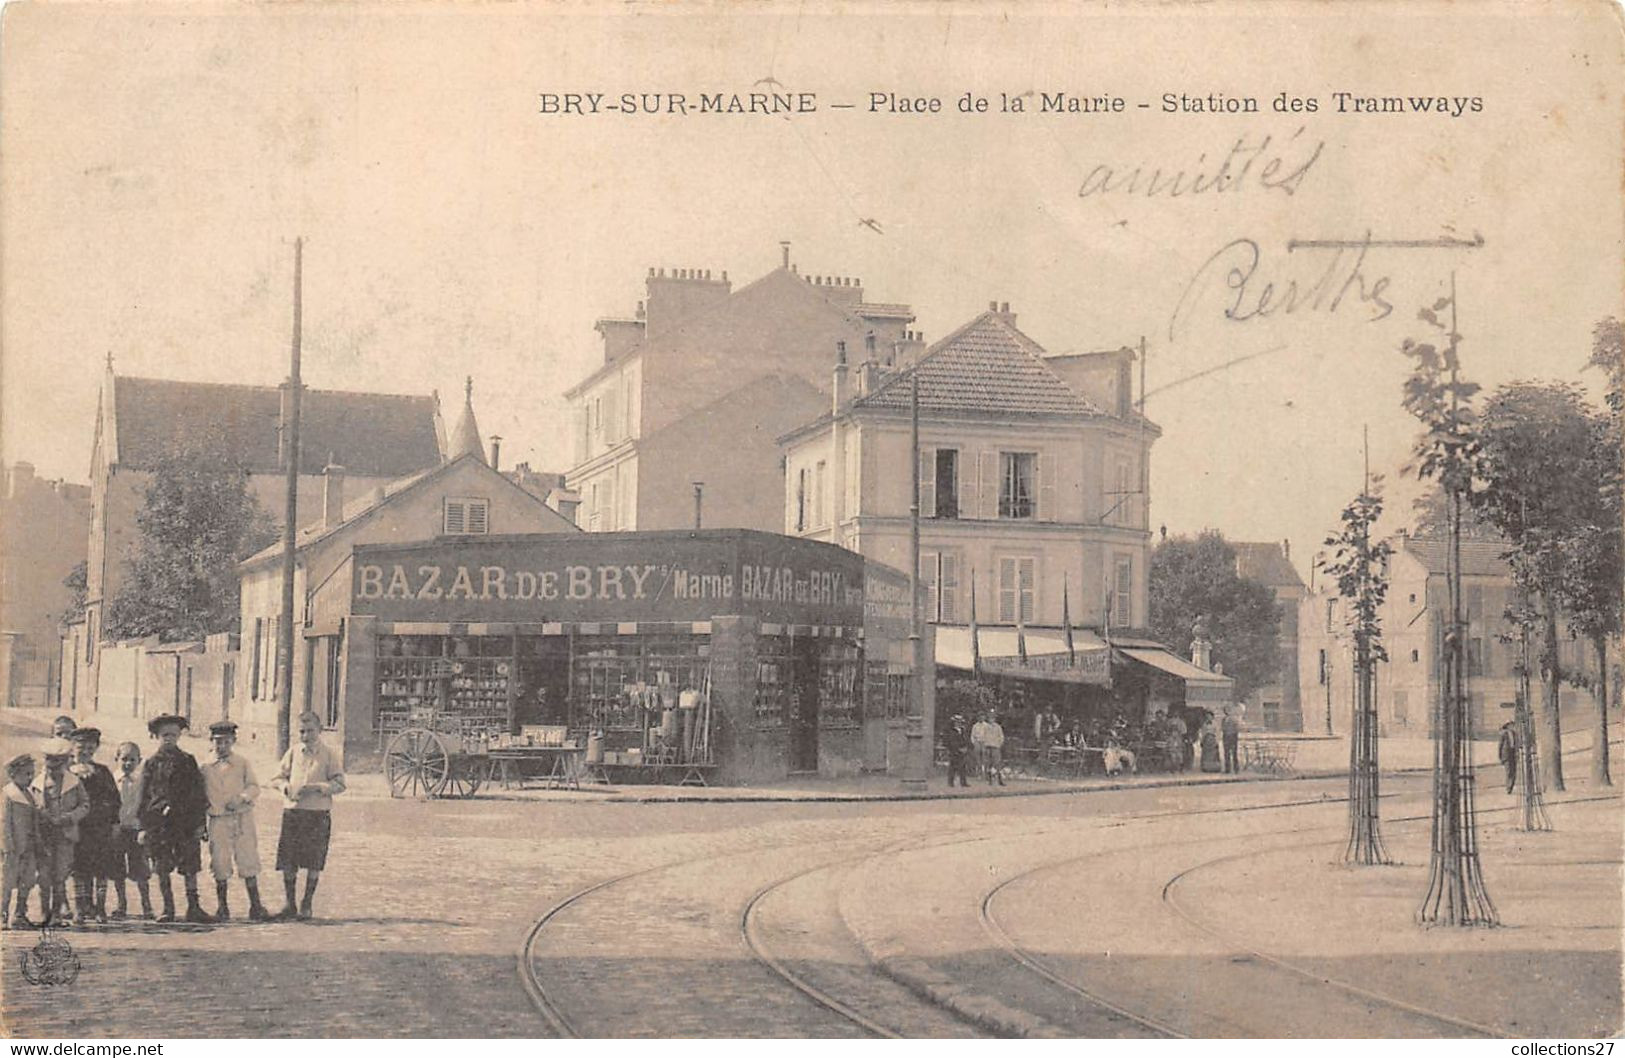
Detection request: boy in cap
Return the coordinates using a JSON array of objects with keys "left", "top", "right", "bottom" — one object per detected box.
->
[
  {"left": 2, "top": 753, "right": 42, "bottom": 929},
  {"left": 271, "top": 712, "right": 345, "bottom": 920},
  {"left": 68, "top": 727, "right": 120, "bottom": 924},
  {"left": 136, "top": 715, "right": 213, "bottom": 924},
  {"left": 33, "top": 738, "right": 88, "bottom": 927},
  {"left": 51, "top": 715, "right": 77, "bottom": 740},
  {"left": 109, "top": 741, "right": 153, "bottom": 920},
  {"left": 203, "top": 720, "right": 269, "bottom": 921}
]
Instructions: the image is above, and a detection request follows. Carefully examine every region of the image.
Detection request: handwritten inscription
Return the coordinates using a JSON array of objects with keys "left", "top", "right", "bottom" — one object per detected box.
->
[
  {"left": 1079, "top": 129, "right": 1323, "bottom": 199},
  {"left": 1168, "top": 234, "right": 1394, "bottom": 340}
]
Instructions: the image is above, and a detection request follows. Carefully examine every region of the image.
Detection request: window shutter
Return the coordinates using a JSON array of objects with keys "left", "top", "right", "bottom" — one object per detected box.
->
[
  {"left": 467, "top": 500, "right": 488, "bottom": 535},
  {"left": 444, "top": 499, "right": 467, "bottom": 535},
  {"left": 574, "top": 406, "right": 589, "bottom": 464},
  {"left": 602, "top": 476, "right": 616, "bottom": 531},
  {"left": 978, "top": 450, "right": 999, "bottom": 518},
  {"left": 1038, "top": 452, "right": 1057, "bottom": 521},
  {"left": 918, "top": 447, "right": 935, "bottom": 518},
  {"left": 250, "top": 618, "right": 263, "bottom": 701},
  {"left": 605, "top": 390, "right": 621, "bottom": 441},
  {"left": 941, "top": 553, "right": 959, "bottom": 622}
]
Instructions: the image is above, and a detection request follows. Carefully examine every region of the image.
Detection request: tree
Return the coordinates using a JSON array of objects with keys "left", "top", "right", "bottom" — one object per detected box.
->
[
  {"left": 105, "top": 443, "right": 278, "bottom": 643},
  {"left": 1148, "top": 531, "right": 1282, "bottom": 701},
  {"left": 1410, "top": 483, "right": 1502, "bottom": 541},
  {"left": 61, "top": 561, "right": 88, "bottom": 627},
  {"left": 1321, "top": 481, "right": 1393, "bottom": 864},
  {"left": 1469, "top": 381, "right": 1602, "bottom": 793},
  {"left": 1403, "top": 288, "right": 1496, "bottom": 927}
]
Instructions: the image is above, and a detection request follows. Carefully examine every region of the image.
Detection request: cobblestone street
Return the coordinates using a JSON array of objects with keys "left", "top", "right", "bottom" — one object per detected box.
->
[{"left": 3, "top": 711, "right": 1620, "bottom": 1038}]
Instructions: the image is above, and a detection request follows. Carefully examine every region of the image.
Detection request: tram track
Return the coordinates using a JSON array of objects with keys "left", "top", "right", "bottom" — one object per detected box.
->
[{"left": 517, "top": 782, "right": 1618, "bottom": 1038}]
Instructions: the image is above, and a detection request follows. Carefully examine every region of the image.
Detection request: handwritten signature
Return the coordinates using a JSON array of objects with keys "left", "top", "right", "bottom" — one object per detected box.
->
[
  {"left": 1079, "top": 128, "right": 1324, "bottom": 199},
  {"left": 1168, "top": 234, "right": 1394, "bottom": 341}
]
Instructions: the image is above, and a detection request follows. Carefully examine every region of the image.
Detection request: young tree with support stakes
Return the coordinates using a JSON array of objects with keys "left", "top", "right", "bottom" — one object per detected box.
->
[
  {"left": 1321, "top": 478, "right": 1393, "bottom": 864},
  {"left": 1403, "top": 282, "right": 1497, "bottom": 927},
  {"left": 1503, "top": 595, "right": 1553, "bottom": 831}
]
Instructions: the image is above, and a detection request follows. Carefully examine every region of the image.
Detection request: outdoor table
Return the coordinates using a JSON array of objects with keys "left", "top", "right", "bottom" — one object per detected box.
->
[
  {"left": 582, "top": 761, "right": 718, "bottom": 787},
  {"left": 487, "top": 746, "right": 585, "bottom": 790}
]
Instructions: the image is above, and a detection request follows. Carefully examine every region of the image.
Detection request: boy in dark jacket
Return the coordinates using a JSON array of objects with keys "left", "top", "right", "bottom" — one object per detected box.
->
[
  {"left": 68, "top": 728, "right": 120, "bottom": 924},
  {"left": 137, "top": 715, "right": 213, "bottom": 924}
]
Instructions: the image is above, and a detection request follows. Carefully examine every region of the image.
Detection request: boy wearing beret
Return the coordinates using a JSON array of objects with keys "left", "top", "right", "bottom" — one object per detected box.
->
[
  {"left": 68, "top": 728, "right": 120, "bottom": 924},
  {"left": 33, "top": 738, "right": 88, "bottom": 927},
  {"left": 137, "top": 715, "right": 213, "bottom": 924},
  {"left": 203, "top": 720, "right": 269, "bottom": 921},
  {"left": 2, "top": 753, "right": 42, "bottom": 929}
]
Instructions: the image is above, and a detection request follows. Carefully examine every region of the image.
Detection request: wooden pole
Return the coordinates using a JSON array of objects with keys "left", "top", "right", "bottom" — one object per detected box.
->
[
  {"left": 277, "top": 237, "right": 303, "bottom": 758},
  {"left": 902, "top": 368, "right": 926, "bottom": 790}
]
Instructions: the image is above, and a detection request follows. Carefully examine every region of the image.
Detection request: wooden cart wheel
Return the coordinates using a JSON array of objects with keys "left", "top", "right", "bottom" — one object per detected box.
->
[
  {"left": 445, "top": 755, "right": 485, "bottom": 799},
  {"left": 384, "top": 728, "right": 452, "bottom": 799}
]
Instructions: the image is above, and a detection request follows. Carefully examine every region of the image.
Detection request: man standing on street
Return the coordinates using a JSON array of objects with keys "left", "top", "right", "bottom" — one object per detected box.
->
[
  {"left": 943, "top": 714, "right": 972, "bottom": 788},
  {"left": 1220, "top": 708, "right": 1241, "bottom": 775},
  {"left": 1497, "top": 719, "right": 1519, "bottom": 794}
]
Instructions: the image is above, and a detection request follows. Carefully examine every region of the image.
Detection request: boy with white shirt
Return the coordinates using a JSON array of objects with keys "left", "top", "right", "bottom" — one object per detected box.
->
[
  {"left": 271, "top": 712, "right": 345, "bottom": 921},
  {"left": 203, "top": 721, "right": 269, "bottom": 922}
]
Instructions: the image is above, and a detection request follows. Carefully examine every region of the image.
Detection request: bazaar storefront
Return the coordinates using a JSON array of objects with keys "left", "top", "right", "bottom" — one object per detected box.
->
[{"left": 306, "top": 530, "right": 925, "bottom": 784}]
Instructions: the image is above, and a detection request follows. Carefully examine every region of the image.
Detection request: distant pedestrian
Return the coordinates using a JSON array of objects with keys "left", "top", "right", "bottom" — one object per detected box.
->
[
  {"left": 272, "top": 712, "right": 346, "bottom": 921},
  {"left": 138, "top": 715, "right": 213, "bottom": 924},
  {"left": 203, "top": 721, "right": 270, "bottom": 922},
  {"left": 68, "top": 727, "right": 119, "bottom": 923},
  {"left": 1497, "top": 720, "right": 1519, "bottom": 794},
  {"left": 979, "top": 711, "right": 1006, "bottom": 786},
  {"left": 34, "top": 738, "right": 88, "bottom": 927},
  {"left": 1221, "top": 709, "right": 1241, "bottom": 774},
  {"left": 109, "top": 742, "right": 153, "bottom": 920},
  {"left": 2, "top": 753, "right": 42, "bottom": 929},
  {"left": 1199, "top": 716, "right": 1222, "bottom": 773},
  {"left": 943, "top": 714, "right": 972, "bottom": 788}
]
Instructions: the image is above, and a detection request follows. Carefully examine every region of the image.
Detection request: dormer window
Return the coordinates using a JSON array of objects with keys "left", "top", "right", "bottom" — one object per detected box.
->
[{"left": 444, "top": 497, "right": 489, "bottom": 535}]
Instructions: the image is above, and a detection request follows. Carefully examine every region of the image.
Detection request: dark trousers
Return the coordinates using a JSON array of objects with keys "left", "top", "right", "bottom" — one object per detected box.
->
[
  {"left": 1223, "top": 735, "right": 1240, "bottom": 773},
  {"left": 1503, "top": 758, "right": 1517, "bottom": 793},
  {"left": 947, "top": 753, "right": 970, "bottom": 787}
]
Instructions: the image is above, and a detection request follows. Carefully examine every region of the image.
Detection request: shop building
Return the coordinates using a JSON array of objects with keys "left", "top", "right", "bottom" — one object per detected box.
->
[{"left": 302, "top": 529, "right": 926, "bottom": 783}]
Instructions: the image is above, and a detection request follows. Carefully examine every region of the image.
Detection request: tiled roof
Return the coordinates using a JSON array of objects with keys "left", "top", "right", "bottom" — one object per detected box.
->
[
  {"left": 1399, "top": 537, "right": 1512, "bottom": 578},
  {"left": 856, "top": 312, "right": 1105, "bottom": 416},
  {"left": 1234, "top": 542, "right": 1305, "bottom": 588},
  {"left": 113, "top": 376, "right": 442, "bottom": 477}
]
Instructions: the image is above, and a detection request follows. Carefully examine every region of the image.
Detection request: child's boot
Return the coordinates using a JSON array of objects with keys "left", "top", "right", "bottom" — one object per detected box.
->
[
  {"left": 94, "top": 879, "right": 108, "bottom": 923},
  {"left": 275, "top": 872, "right": 299, "bottom": 920},
  {"left": 245, "top": 878, "right": 270, "bottom": 922},
  {"left": 111, "top": 880, "right": 129, "bottom": 921},
  {"left": 214, "top": 880, "right": 231, "bottom": 921},
  {"left": 137, "top": 880, "right": 153, "bottom": 920},
  {"left": 70, "top": 876, "right": 89, "bottom": 925},
  {"left": 156, "top": 875, "right": 177, "bottom": 923},
  {"left": 299, "top": 876, "right": 320, "bottom": 920},
  {"left": 183, "top": 879, "right": 215, "bottom": 924}
]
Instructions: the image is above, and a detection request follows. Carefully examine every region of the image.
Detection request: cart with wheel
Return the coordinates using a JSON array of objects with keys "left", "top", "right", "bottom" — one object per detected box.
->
[{"left": 383, "top": 710, "right": 499, "bottom": 799}]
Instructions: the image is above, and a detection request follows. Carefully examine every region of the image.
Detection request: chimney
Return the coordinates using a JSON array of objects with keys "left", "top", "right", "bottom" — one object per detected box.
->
[
  {"left": 322, "top": 460, "right": 346, "bottom": 529},
  {"left": 644, "top": 265, "right": 732, "bottom": 339},
  {"left": 1281, "top": 539, "right": 1290, "bottom": 560},
  {"left": 490, "top": 435, "right": 503, "bottom": 471},
  {"left": 8, "top": 461, "right": 35, "bottom": 498},
  {"left": 780, "top": 241, "right": 791, "bottom": 269},
  {"left": 833, "top": 340, "right": 849, "bottom": 412}
]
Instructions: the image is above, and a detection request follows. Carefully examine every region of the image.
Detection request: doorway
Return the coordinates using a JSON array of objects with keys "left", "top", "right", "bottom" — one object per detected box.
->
[{"left": 789, "top": 638, "right": 821, "bottom": 773}]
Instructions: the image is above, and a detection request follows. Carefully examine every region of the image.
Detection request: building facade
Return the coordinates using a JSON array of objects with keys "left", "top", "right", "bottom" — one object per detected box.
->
[
  {"left": 1, "top": 463, "right": 91, "bottom": 707},
  {"left": 562, "top": 257, "right": 917, "bottom": 534},
  {"left": 1299, "top": 533, "right": 1613, "bottom": 739},
  {"left": 779, "top": 304, "right": 1160, "bottom": 635},
  {"left": 68, "top": 364, "right": 446, "bottom": 713}
]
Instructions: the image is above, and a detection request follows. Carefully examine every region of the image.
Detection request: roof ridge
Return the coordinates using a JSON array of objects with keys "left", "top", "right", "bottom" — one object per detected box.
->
[{"left": 117, "top": 374, "right": 435, "bottom": 402}]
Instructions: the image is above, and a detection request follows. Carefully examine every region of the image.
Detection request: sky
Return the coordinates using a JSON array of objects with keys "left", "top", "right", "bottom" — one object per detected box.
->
[{"left": 3, "top": 1, "right": 1621, "bottom": 579}]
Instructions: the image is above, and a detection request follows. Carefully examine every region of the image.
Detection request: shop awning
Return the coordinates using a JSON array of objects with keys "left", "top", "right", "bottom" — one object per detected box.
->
[
  {"left": 934, "top": 626, "right": 1112, "bottom": 686},
  {"left": 1119, "top": 647, "right": 1234, "bottom": 703}
]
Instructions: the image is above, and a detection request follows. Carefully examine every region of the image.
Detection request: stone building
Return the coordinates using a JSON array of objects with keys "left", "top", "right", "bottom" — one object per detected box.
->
[
  {"left": 65, "top": 361, "right": 446, "bottom": 713},
  {"left": 562, "top": 253, "right": 916, "bottom": 534},
  {"left": 1233, "top": 541, "right": 1306, "bottom": 731},
  {"left": 1, "top": 463, "right": 90, "bottom": 707}
]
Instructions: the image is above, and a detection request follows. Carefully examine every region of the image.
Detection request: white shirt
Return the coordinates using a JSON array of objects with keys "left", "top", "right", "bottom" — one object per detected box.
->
[
  {"left": 202, "top": 752, "right": 260, "bottom": 817},
  {"left": 273, "top": 739, "right": 346, "bottom": 811}
]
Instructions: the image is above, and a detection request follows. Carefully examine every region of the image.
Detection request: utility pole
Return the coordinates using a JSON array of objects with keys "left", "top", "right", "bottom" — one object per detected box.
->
[
  {"left": 276, "top": 237, "right": 303, "bottom": 758},
  {"left": 902, "top": 369, "right": 927, "bottom": 791}
]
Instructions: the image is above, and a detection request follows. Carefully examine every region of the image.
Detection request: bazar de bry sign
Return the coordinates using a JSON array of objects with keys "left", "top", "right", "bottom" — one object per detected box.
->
[{"left": 349, "top": 532, "right": 865, "bottom": 625}]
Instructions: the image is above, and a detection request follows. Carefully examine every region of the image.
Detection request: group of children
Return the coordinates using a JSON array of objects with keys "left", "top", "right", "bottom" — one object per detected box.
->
[{"left": 1, "top": 710, "right": 344, "bottom": 930}]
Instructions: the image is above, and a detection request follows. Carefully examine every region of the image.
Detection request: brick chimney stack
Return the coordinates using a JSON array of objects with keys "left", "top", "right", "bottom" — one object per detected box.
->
[{"left": 322, "top": 459, "right": 346, "bottom": 529}]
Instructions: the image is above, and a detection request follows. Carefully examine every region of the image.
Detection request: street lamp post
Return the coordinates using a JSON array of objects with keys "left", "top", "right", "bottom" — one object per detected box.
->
[{"left": 901, "top": 369, "right": 928, "bottom": 791}]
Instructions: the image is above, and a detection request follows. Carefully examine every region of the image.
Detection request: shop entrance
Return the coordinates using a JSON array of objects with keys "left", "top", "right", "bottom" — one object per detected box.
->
[
  {"left": 514, "top": 636, "right": 571, "bottom": 729},
  {"left": 789, "top": 638, "right": 821, "bottom": 773}
]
